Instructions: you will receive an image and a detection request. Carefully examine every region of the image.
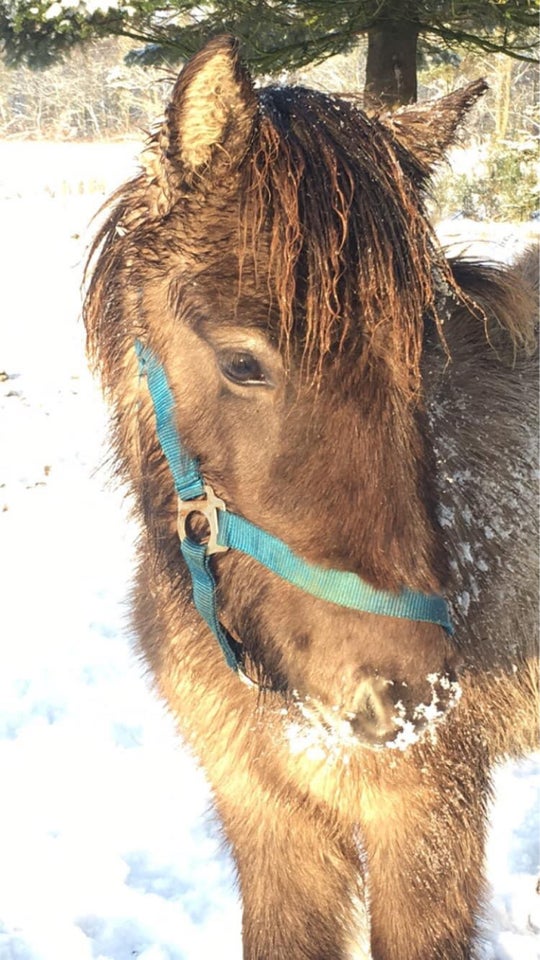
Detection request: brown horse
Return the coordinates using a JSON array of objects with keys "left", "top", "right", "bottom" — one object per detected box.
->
[{"left": 85, "top": 36, "right": 538, "bottom": 960}]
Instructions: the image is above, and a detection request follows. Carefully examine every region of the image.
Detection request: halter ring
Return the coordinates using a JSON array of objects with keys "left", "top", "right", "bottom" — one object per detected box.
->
[{"left": 177, "top": 484, "right": 229, "bottom": 556}]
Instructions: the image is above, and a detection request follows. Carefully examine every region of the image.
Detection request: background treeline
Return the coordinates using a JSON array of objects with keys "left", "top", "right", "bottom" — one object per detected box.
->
[
  {"left": 0, "top": 37, "right": 537, "bottom": 220},
  {"left": 0, "top": 38, "right": 166, "bottom": 140}
]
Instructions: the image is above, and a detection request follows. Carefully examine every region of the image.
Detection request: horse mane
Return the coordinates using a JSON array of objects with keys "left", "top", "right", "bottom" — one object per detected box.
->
[
  {"left": 243, "top": 88, "right": 537, "bottom": 385},
  {"left": 448, "top": 253, "right": 538, "bottom": 361},
  {"left": 85, "top": 84, "right": 535, "bottom": 397}
]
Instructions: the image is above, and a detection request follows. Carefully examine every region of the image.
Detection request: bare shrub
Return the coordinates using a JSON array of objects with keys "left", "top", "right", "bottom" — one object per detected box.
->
[{"left": 0, "top": 38, "right": 170, "bottom": 140}]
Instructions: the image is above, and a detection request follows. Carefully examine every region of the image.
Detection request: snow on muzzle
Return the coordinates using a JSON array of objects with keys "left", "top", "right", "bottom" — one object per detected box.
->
[{"left": 289, "top": 667, "right": 462, "bottom": 752}]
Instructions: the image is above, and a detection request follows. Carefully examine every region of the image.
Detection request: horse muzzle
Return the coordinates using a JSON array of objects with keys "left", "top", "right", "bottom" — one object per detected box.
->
[{"left": 291, "top": 661, "right": 462, "bottom": 752}]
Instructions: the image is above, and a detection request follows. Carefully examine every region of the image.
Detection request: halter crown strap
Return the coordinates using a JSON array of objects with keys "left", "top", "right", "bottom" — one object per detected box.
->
[{"left": 136, "top": 341, "right": 454, "bottom": 676}]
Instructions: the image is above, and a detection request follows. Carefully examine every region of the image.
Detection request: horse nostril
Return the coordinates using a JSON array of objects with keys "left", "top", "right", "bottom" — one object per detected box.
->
[
  {"left": 347, "top": 678, "right": 400, "bottom": 744},
  {"left": 346, "top": 666, "right": 461, "bottom": 748}
]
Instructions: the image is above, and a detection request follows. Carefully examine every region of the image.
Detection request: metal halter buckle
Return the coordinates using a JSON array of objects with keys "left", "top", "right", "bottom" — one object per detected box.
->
[{"left": 177, "top": 483, "right": 228, "bottom": 556}]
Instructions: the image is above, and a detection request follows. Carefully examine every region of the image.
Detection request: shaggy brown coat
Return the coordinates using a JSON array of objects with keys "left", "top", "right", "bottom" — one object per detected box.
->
[{"left": 85, "top": 36, "right": 538, "bottom": 960}]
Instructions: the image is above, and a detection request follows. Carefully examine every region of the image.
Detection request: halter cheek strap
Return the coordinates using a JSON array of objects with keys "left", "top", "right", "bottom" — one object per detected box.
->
[
  {"left": 135, "top": 341, "right": 454, "bottom": 677},
  {"left": 135, "top": 340, "right": 242, "bottom": 671}
]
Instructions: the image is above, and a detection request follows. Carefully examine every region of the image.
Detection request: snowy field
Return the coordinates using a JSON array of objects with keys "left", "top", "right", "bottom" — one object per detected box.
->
[{"left": 0, "top": 141, "right": 538, "bottom": 960}]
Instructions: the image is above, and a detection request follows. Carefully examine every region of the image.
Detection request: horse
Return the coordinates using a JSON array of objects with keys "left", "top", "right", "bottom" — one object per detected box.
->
[{"left": 84, "top": 36, "right": 538, "bottom": 960}]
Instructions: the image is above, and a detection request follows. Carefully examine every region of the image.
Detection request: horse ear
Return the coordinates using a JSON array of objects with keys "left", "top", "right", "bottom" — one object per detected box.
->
[
  {"left": 142, "top": 35, "right": 256, "bottom": 204},
  {"left": 380, "top": 79, "right": 488, "bottom": 171},
  {"left": 168, "top": 35, "right": 257, "bottom": 172}
]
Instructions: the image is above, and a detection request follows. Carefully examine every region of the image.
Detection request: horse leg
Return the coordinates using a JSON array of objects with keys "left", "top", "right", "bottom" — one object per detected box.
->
[
  {"left": 359, "top": 749, "right": 490, "bottom": 960},
  {"left": 133, "top": 596, "right": 367, "bottom": 958},
  {"left": 220, "top": 790, "right": 367, "bottom": 960}
]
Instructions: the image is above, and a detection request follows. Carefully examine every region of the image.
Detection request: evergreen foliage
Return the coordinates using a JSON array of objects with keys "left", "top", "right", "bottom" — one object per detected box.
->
[{"left": 1, "top": 1, "right": 538, "bottom": 77}]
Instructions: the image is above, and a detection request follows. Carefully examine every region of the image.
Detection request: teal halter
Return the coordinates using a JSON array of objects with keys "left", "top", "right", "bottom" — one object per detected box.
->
[{"left": 135, "top": 341, "right": 453, "bottom": 677}]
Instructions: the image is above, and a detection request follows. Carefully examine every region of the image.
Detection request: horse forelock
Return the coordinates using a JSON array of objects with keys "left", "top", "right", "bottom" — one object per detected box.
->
[{"left": 242, "top": 86, "right": 454, "bottom": 392}]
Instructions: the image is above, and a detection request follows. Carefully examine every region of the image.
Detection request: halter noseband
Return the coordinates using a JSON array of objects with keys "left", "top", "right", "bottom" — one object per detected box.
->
[{"left": 135, "top": 341, "right": 453, "bottom": 679}]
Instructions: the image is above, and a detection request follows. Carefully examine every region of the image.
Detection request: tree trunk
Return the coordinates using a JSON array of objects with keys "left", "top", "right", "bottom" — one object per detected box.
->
[
  {"left": 364, "top": 22, "right": 419, "bottom": 110},
  {"left": 495, "top": 55, "right": 512, "bottom": 140}
]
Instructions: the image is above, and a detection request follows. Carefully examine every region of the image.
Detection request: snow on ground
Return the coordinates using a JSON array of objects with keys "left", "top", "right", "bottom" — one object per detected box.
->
[{"left": 0, "top": 141, "right": 538, "bottom": 960}]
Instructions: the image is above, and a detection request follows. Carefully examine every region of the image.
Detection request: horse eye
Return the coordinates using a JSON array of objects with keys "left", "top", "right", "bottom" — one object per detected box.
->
[{"left": 218, "top": 351, "right": 269, "bottom": 386}]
